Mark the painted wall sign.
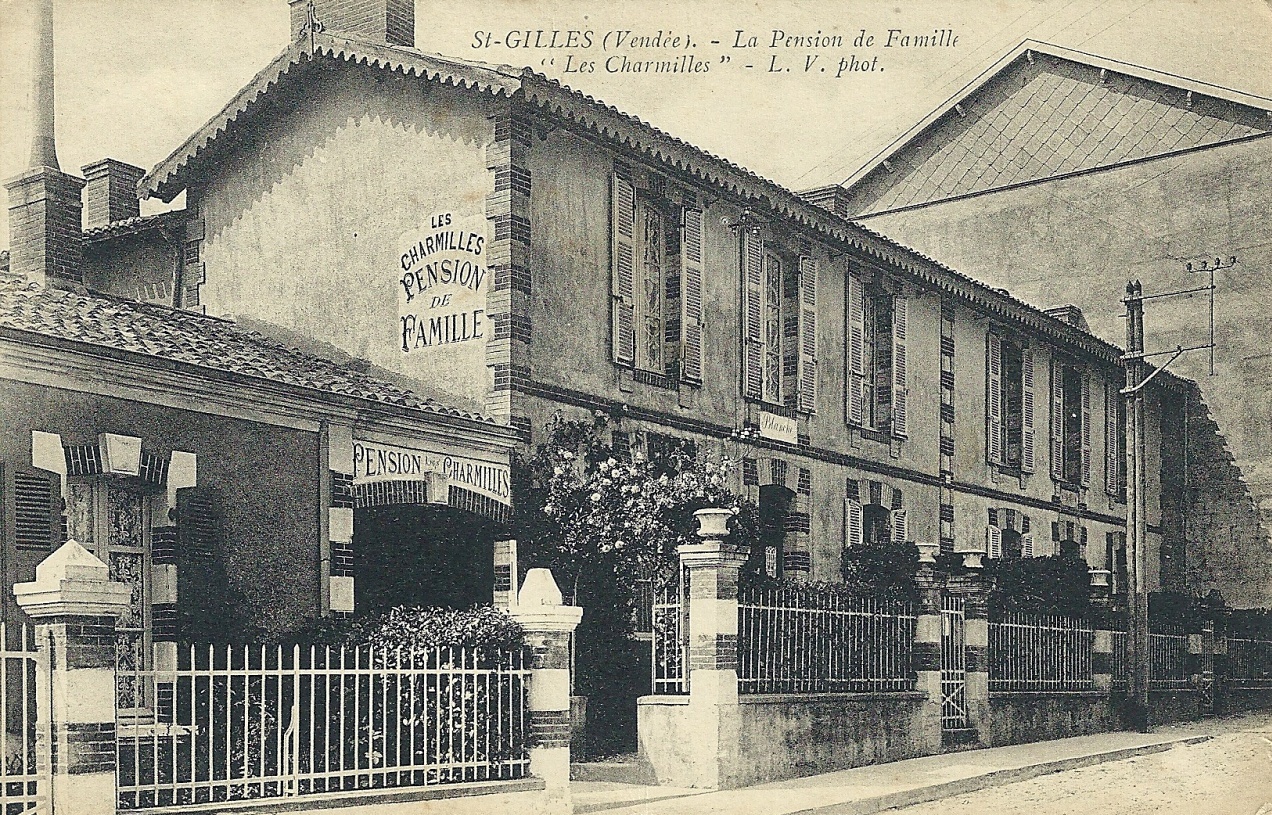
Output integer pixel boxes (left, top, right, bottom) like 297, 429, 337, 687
352, 441, 511, 502
397, 212, 490, 353
758, 411, 798, 445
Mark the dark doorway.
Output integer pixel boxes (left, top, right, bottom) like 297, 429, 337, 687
751, 485, 794, 578
353, 504, 495, 614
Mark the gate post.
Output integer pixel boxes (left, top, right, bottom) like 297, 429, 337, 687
13, 540, 131, 815
960, 572, 992, 746
913, 561, 944, 754
509, 568, 583, 815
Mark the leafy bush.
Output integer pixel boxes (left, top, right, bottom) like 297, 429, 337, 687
285, 605, 526, 655
1228, 607, 1272, 639
839, 540, 920, 603
987, 555, 1091, 618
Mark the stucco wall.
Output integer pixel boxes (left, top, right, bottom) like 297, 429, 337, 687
196, 65, 495, 414
987, 691, 1115, 747
859, 135, 1272, 602
0, 380, 320, 635
83, 232, 179, 306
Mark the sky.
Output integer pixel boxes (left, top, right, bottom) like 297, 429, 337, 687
1, 0, 1270, 248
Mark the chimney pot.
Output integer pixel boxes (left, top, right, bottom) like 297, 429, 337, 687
289, 0, 414, 48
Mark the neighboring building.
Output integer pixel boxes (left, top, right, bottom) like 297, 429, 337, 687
807, 40, 1272, 606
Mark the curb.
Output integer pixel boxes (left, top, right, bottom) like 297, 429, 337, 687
788, 735, 1213, 815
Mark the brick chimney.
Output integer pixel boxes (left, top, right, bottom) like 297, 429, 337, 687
81, 159, 145, 229
289, 0, 414, 47
5, 0, 85, 289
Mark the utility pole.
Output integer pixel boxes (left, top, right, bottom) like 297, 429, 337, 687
1124, 280, 1149, 732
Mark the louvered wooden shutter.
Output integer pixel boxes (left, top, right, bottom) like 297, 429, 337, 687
1050, 358, 1065, 480
680, 207, 704, 385
890, 509, 908, 544
1021, 535, 1035, 558
845, 498, 863, 549
986, 525, 1002, 560
798, 256, 818, 414
846, 273, 865, 426
610, 173, 636, 366
12, 468, 60, 552
741, 230, 764, 400
1105, 383, 1120, 495
1022, 343, 1036, 473
891, 295, 908, 438
1080, 372, 1092, 486
177, 487, 217, 565
986, 333, 1003, 465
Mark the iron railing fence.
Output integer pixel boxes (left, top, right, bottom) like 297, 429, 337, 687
1227, 638, 1272, 687
651, 579, 687, 695
0, 624, 41, 815
989, 613, 1094, 692
1111, 627, 1191, 689
116, 643, 530, 810
737, 585, 916, 694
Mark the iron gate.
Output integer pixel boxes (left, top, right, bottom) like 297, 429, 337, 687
940, 595, 967, 732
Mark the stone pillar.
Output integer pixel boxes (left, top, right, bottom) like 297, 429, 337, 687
324, 423, 356, 615
1089, 569, 1114, 694
960, 573, 992, 745
13, 540, 131, 815
913, 560, 944, 754
509, 568, 582, 815
676, 508, 747, 788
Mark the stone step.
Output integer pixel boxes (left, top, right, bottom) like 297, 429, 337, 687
571, 754, 659, 785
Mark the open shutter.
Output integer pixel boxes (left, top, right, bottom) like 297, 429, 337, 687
1105, 383, 1120, 495
891, 295, 908, 438
846, 273, 865, 426
845, 498, 863, 549
1050, 358, 1065, 480
741, 230, 764, 400
610, 173, 636, 366
1022, 343, 1036, 473
798, 256, 818, 414
986, 333, 1003, 464
679, 207, 704, 385
13, 467, 61, 552
986, 525, 1002, 560
890, 509, 908, 544
1022, 534, 1035, 558
1080, 373, 1092, 486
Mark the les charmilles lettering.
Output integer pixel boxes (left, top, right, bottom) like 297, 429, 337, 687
399, 212, 488, 352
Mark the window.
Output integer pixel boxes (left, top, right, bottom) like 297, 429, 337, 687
846, 272, 907, 437
1049, 358, 1091, 487
844, 493, 907, 549
743, 233, 818, 412
749, 485, 793, 578
611, 171, 704, 385
1105, 383, 1127, 497
987, 334, 1035, 471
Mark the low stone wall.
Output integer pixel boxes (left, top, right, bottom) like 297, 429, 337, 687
638, 691, 936, 789
987, 691, 1115, 747
1216, 685, 1272, 715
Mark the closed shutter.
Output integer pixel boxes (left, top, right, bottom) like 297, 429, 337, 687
1050, 358, 1065, 480
798, 256, 818, 414
610, 172, 636, 366
845, 498, 863, 549
986, 333, 1003, 464
680, 207, 704, 385
1022, 343, 1036, 473
1105, 383, 1120, 494
741, 230, 764, 400
890, 509, 908, 544
846, 273, 865, 425
986, 525, 1002, 560
13, 468, 60, 552
1080, 373, 1092, 486
891, 295, 908, 438
1021, 535, 1035, 558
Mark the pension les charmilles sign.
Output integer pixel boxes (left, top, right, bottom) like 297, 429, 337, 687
353, 441, 511, 503
398, 212, 489, 352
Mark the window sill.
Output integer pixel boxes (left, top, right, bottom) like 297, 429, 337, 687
859, 427, 891, 444
630, 367, 679, 390
747, 400, 799, 418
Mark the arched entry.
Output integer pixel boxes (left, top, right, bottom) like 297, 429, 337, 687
353, 504, 495, 614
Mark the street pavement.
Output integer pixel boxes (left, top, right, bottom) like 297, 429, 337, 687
573, 711, 1272, 815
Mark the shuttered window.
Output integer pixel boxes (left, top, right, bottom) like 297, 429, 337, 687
1050, 357, 1065, 481
13, 468, 60, 552
889, 509, 908, 544
741, 230, 764, 400
986, 525, 1002, 560
610, 172, 636, 366
680, 208, 704, 385
1021, 344, 1036, 472
1105, 382, 1127, 496
844, 498, 863, 549
846, 272, 865, 426
1080, 373, 1092, 487
798, 256, 818, 414
891, 296, 908, 438
987, 333, 1004, 464
743, 240, 816, 412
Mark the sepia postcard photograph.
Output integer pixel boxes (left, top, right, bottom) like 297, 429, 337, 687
0, 1, 1270, 813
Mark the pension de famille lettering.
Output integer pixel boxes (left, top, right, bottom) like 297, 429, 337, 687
398, 212, 489, 353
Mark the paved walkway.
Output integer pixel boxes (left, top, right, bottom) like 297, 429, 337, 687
572, 715, 1268, 815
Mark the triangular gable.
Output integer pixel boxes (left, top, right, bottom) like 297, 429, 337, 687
835, 41, 1272, 216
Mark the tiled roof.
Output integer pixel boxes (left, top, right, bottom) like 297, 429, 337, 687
82, 211, 186, 242
0, 280, 496, 424
838, 41, 1272, 215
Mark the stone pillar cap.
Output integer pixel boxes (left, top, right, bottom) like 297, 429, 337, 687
13, 539, 132, 619
508, 568, 582, 633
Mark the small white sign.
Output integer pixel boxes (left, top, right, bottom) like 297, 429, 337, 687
758, 411, 798, 445
99, 433, 142, 476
